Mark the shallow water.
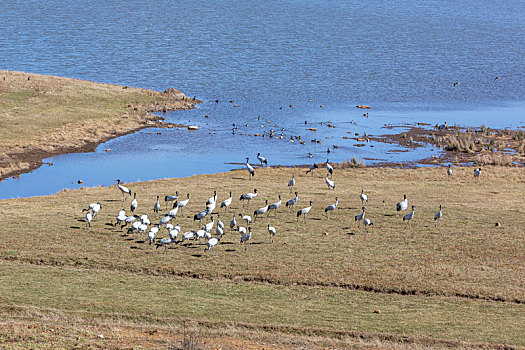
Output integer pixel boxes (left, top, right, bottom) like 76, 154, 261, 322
0, 0, 524, 198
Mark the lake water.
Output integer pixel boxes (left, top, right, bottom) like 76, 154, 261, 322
0, 0, 524, 198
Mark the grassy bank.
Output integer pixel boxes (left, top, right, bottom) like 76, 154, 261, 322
0, 166, 524, 348
0, 70, 199, 180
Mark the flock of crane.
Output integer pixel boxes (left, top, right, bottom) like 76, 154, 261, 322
82, 157, 483, 256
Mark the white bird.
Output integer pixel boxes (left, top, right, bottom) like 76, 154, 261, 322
153, 196, 161, 214
360, 188, 368, 206
121, 215, 138, 229
217, 213, 225, 230
230, 213, 237, 231
164, 191, 179, 209
354, 207, 366, 228
237, 226, 247, 235
149, 226, 159, 236
325, 174, 335, 191
138, 223, 148, 235
306, 163, 318, 175
156, 238, 172, 253
140, 214, 151, 225
130, 193, 138, 213
181, 231, 196, 243
240, 189, 258, 207
239, 213, 252, 225
474, 167, 481, 183
128, 220, 142, 234
397, 194, 408, 212
206, 191, 217, 206
324, 197, 338, 217
169, 226, 181, 241
286, 192, 298, 210
363, 218, 373, 232
83, 202, 102, 219
297, 201, 313, 222
148, 229, 158, 246
434, 205, 443, 226
447, 164, 452, 181
206, 199, 216, 213
115, 209, 127, 226
216, 224, 224, 237
288, 174, 295, 193
194, 208, 211, 222
165, 223, 174, 232
204, 218, 215, 233
116, 179, 131, 200
240, 227, 252, 250
176, 193, 190, 213
159, 214, 172, 227
253, 200, 269, 222
403, 205, 415, 228
257, 152, 268, 166
326, 159, 333, 178
220, 192, 232, 210
205, 237, 219, 256
195, 229, 206, 240
85, 211, 93, 229
168, 204, 179, 219
268, 224, 276, 243
268, 195, 282, 217
246, 157, 255, 179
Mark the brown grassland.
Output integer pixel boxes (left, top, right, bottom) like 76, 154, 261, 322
1, 165, 524, 349
0, 70, 198, 180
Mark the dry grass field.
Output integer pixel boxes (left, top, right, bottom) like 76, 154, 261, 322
0, 165, 524, 348
0, 70, 197, 179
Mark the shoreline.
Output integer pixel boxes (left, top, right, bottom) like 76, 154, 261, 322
0, 71, 201, 181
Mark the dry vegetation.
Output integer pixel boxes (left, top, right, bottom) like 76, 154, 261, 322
0, 70, 199, 180
1, 166, 524, 348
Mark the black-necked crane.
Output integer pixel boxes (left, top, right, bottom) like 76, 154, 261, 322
181, 231, 196, 243
354, 207, 366, 228
217, 213, 225, 230
240, 189, 257, 207
140, 214, 151, 226
164, 191, 179, 209
297, 201, 313, 222
220, 192, 232, 210
325, 197, 338, 217
116, 179, 131, 200
206, 199, 216, 213
325, 174, 335, 191
195, 229, 207, 241
253, 200, 269, 222
360, 188, 368, 206
288, 174, 295, 193
268, 195, 282, 217
286, 192, 298, 210
206, 191, 217, 206
176, 193, 190, 213
240, 227, 252, 250
85, 211, 93, 229
121, 215, 138, 230
153, 196, 161, 214
128, 220, 142, 234
474, 167, 481, 183
216, 223, 224, 237
148, 226, 159, 246
205, 237, 219, 256
239, 213, 252, 225
230, 213, 237, 231
306, 163, 318, 175
194, 208, 211, 222
138, 223, 148, 235
169, 226, 181, 241
168, 204, 179, 219
434, 205, 442, 226
326, 159, 333, 178
403, 205, 415, 228
204, 217, 215, 233
257, 153, 268, 166
115, 209, 127, 227
397, 194, 408, 212
363, 218, 373, 232
130, 193, 138, 213
156, 238, 172, 253
447, 164, 452, 181
246, 157, 255, 179
159, 214, 172, 227
83, 202, 102, 220
268, 224, 276, 243
237, 226, 247, 235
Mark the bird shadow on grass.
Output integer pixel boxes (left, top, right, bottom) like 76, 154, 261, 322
225, 249, 236, 252
76, 219, 85, 223
69, 226, 81, 229
383, 214, 395, 217
130, 246, 141, 250
220, 242, 235, 245
105, 223, 114, 227
231, 177, 246, 180
311, 218, 322, 221
136, 240, 146, 244
250, 242, 264, 245
104, 199, 123, 202
191, 254, 203, 258
346, 232, 356, 236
